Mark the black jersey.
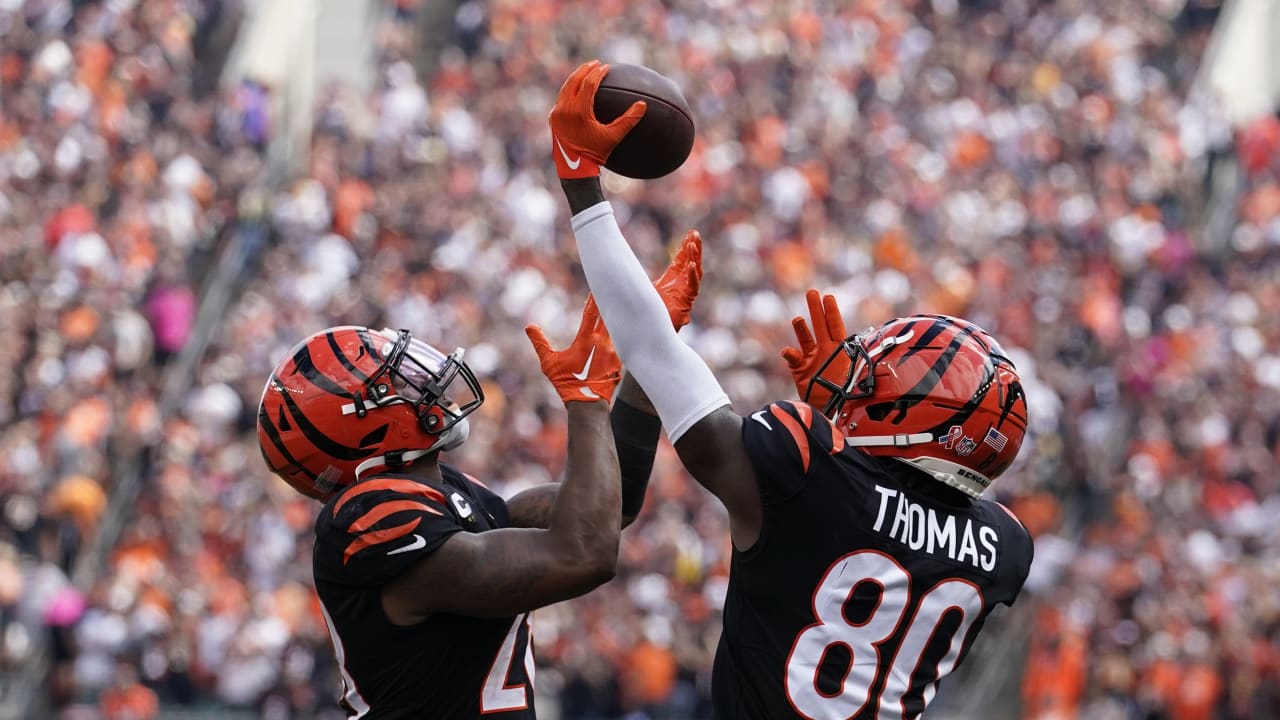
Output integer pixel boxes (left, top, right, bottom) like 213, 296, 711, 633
713, 401, 1034, 720
313, 464, 535, 719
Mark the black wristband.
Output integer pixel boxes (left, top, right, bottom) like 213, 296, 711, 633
610, 399, 662, 517
561, 177, 606, 215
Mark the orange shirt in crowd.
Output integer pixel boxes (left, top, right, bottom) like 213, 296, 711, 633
1022, 611, 1086, 718
623, 640, 677, 706
99, 682, 158, 720
1172, 663, 1224, 720
334, 178, 375, 238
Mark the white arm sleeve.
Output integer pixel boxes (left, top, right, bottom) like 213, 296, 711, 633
571, 201, 730, 441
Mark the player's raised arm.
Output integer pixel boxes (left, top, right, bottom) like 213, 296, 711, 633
504, 233, 708, 529
382, 299, 622, 620
549, 61, 764, 549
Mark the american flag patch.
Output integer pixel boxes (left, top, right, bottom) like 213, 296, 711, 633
983, 428, 1008, 452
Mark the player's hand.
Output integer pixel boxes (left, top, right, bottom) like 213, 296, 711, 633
549, 60, 647, 180
583, 229, 701, 331
527, 297, 622, 404
653, 229, 703, 330
780, 289, 848, 410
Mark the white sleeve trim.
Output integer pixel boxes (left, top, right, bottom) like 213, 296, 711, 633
570, 201, 730, 443
569, 201, 614, 233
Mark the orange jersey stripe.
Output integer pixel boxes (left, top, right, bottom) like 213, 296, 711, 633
770, 403, 811, 473
347, 499, 441, 534
793, 401, 814, 430
333, 477, 447, 518
824, 414, 846, 454
994, 501, 1025, 529
343, 517, 422, 565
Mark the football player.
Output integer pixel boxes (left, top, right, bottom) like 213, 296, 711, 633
255, 247, 702, 718
548, 60, 1035, 720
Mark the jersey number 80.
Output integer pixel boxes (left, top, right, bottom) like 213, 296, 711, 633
784, 550, 985, 720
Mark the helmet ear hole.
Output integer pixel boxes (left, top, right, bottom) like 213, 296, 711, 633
865, 402, 895, 422
359, 425, 389, 447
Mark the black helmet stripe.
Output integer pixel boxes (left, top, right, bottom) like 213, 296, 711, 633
258, 405, 317, 481
921, 361, 997, 436
896, 316, 954, 364
289, 346, 352, 397
280, 390, 379, 462
994, 379, 1028, 428
890, 323, 978, 422
326, 331, 371, 383
356, 329, 381, 362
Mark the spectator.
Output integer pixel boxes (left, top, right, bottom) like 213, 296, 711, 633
99, 662, 158, 720
5, 0, 1280, 717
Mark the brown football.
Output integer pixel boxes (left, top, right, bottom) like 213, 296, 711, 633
594, 63, 696, 179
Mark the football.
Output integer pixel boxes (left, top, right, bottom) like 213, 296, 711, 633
595, 63, 696, 179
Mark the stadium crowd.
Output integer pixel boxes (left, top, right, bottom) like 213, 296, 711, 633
2, 0, 1278, 718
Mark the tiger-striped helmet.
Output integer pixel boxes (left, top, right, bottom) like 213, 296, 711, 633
805, 315, 1027, 498
257, 326, 484, 500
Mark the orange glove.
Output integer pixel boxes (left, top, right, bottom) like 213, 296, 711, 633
653, 230, 703, 330
780, 289, 849, 411
549, 60, 647, 179
527, 297, 622, 404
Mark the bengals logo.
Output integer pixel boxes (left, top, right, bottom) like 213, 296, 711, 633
940, 425, 977, 457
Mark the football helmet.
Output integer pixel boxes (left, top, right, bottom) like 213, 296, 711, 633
257, 326, 484, 501
805, 314, 1027, 498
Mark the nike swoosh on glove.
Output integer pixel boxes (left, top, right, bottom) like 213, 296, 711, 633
549, 60, 647, 179
527, 296, 622, 404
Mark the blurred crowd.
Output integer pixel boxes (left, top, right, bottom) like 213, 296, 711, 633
3, 0, 1279, 718
0, 0, 269, 713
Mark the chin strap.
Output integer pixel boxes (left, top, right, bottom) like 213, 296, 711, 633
351, 419, 471, 480
354, 448, 434, 480
895, 457, 991, 499
840, 431, 991, 498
